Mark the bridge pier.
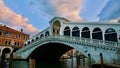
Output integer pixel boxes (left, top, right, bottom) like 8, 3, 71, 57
29, 57, 35, 68
88, 53, 92, 68
76, 54, 80, 68
100, 53, 104, 68
9, 52, 13, 68
81, 54, 85, 67
0, 53, 5, 68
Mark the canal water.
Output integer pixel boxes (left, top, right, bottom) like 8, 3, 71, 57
12, 58, 87, 68
12, 59, 76, 68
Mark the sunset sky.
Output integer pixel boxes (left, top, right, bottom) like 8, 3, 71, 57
0, 0, 119, 36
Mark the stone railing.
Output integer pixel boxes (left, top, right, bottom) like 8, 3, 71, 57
16, 35, 120, 53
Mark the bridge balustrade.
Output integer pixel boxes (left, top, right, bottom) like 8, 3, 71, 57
17, 35, 120, 53
27, 35, 120, 47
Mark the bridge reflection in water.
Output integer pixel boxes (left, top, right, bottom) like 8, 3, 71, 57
12, 57, 87, 68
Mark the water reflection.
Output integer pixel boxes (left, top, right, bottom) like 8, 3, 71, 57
12, 58, 77, 68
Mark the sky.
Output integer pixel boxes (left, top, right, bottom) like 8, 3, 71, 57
0, 0, 119, 36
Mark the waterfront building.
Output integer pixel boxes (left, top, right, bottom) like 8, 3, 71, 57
0, 24, 30, 52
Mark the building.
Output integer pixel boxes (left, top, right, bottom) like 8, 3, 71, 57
0, 24, 30, 52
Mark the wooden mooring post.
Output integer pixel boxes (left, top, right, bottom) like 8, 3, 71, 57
1, 53, 5, 68
29, 57, 35, 68
100, 53, 104, 68
88, 53, 91, 68
9, 52, 13, 68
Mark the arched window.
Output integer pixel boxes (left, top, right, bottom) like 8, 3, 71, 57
24, 43, 27, 46
31, 39, 34, 43
105, 28, 117, 42
64, 26, 71, 36
28, 41, 30, 45
45, 31, 50, 36
92, 28, 103, 40
81, 27, 90, 38
36, 37, 39, 41
72, 27, 80, 37
40, 34, 44, 38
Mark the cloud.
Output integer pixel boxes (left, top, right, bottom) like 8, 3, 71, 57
29, 0, 84, 21
109, 17, 120, 23
98, 0, 120, 22
0, 0, 38, 34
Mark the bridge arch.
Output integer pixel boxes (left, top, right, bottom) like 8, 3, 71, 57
23, 40, 88, 61
72, 26, 80, 37
0, 46, 13, 56
105, 28, 117, 42
81, 27, 90, 38
29, 42, 74, 61
92, 27, 103, 40
64, 26, 71, 36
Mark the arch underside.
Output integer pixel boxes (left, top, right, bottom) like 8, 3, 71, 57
29, 43, 74, 61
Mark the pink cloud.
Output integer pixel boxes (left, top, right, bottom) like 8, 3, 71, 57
51, 0, 83, 21
0, 0, 38, 34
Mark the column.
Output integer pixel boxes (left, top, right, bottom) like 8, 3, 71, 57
100, 53, 104, 68
88, 53, 91, 68
1, 53, 5, 68
9, 52, 13, 68
29, 57, 35, 68
82, 55, 85, 66
76, 51, 80, 68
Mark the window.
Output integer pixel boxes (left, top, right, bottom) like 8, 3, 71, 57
8, 33, 12, 37
64, 26, 71, 36
16, 35, 20, 39
0, 31, 2, 36
5, 41, 11, 45
5, 41, 7, 45
8, 41, 11, 45
14, 42, 19, 46
4, 31, 8, 35
15, 42, 17, 46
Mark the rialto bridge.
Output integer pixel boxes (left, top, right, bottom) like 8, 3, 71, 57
16, 17, 120, 64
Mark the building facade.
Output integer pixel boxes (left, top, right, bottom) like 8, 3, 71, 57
0, 24, 30, 51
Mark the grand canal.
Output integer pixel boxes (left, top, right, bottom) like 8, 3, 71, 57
12, 59, 82, 68
4, 57, 87, 68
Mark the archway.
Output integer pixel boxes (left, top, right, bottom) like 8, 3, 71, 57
29, 43, 74, 61
72, 27, 80, 37
105, 28, 117, 42
2, 48, 11, 54
64, 26, 71, 36
81, 27, 90, 38
92, 28, 103, 40
45, 31, 50, 36
52, 21, 61, 35
40, 34, 44, 38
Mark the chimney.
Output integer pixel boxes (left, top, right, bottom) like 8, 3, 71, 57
4, 25, 6, 27
21, 29, 23, 32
